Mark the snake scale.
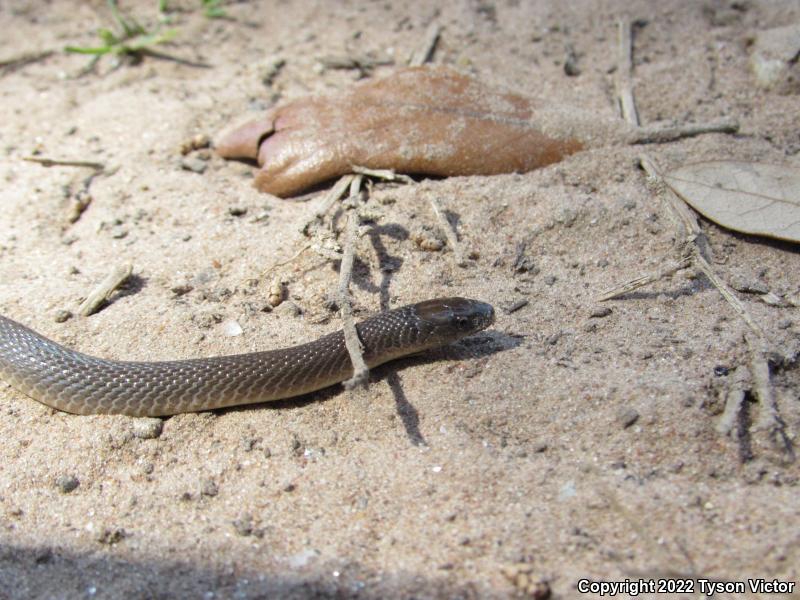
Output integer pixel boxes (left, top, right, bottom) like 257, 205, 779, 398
0, 297, 494, 417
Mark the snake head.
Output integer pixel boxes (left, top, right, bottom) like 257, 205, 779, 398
413, 297, 495, 345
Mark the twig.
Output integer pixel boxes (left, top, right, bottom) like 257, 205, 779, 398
598, 258, 691, 301
694, 254, 764, 338
318, 53, 393, 74
629, 118, 739, 145
351, 165, 414, 184
615, 18, 639, 126
338, 210, 370, 389
408, 21, 441, 67
428, 197, 465, 267
260, 243, 312, 277
746, 334, 776, 431
78, 264, 133, 316
300, 174, 355, 235
639, 154, 700, 240
23, 156, 106, 170
716, 366, 749, 436
348, 174, 364, 199
0, 50, 54, 75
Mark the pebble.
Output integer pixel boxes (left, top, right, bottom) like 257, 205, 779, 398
179, 133, 211, 155
222, 320, 243, 337
53, 309, 72, 323
56, 475, 80, 493
232, 515, 254, 536
132, 418, 163, 439
200, 479, 219, 497
505, 299, 529, 314
618, 407, 640, 428
181, 157, 208, 174
96, 528, 127, 545
589, 306, 612, 318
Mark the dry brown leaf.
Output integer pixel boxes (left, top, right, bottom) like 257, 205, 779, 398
663, 161, 800, 243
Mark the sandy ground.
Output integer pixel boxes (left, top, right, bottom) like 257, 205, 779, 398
1, 1, 799, 598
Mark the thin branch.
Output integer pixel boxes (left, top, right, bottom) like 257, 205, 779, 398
0, 50, 54, 75
351, 164, 414, 184
408, 22, 441, 67
598, 258, 691, 301
300, 174, 355, 235
629, 118, 739, 145
23, 156, 106, 170
615, 18, 639, 126
78, 264, 133, 316
338, 211, 370, 389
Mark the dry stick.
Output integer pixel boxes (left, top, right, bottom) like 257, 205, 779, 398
597, 258, 690, 301
300, 174, 355, 236
605, 28, 784, 457
0, 50, 54, 74
408, 21, 441, 67
615, 18, 640, 126
428, 196, 465, 267
348, 174, 364, 198
338, 210, 370, 390
629, 117, 739, 144
78, 264, 133, 316
23, 156, 106, 170
351, 164, 414, 184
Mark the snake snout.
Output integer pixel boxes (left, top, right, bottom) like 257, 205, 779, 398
414, 297, 495, 339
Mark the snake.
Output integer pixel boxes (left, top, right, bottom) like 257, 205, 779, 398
0, 297, 494, 417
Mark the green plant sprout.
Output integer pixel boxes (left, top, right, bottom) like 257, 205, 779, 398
201, 0, 227, 19
65, 0, 178, 69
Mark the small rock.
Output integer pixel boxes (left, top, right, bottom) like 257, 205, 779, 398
276, 301, 302, 318
132, 418, 163, 439
200, 479, 219, 497
179, 133, 211, 155
261, 56, 286, 87
268, 278, 285, 307
109, 225, 128, 239
53, 309, 72, 323
564, 44, 580, 76
181, 157, 207, 174
170, 284, 193, 297
56, 475, 80, 494
411, 226, 445, 251
589, 306, 612, 318
505, 299, 529, 314
232, 515, 253, 536
222, 320, 243, 337
618, 407, 640, 428
750, 23, 800, 92
228, 205, 248, 217
97, 528, 127, 545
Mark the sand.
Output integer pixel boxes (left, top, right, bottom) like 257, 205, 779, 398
0, 1, 798, 598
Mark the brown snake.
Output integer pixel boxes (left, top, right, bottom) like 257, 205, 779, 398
0, 298, 494, 417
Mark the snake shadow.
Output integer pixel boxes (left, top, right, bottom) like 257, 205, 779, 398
222, 330, 519, 446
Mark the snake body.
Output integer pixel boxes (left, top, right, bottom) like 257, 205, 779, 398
0, 298, 494, 417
